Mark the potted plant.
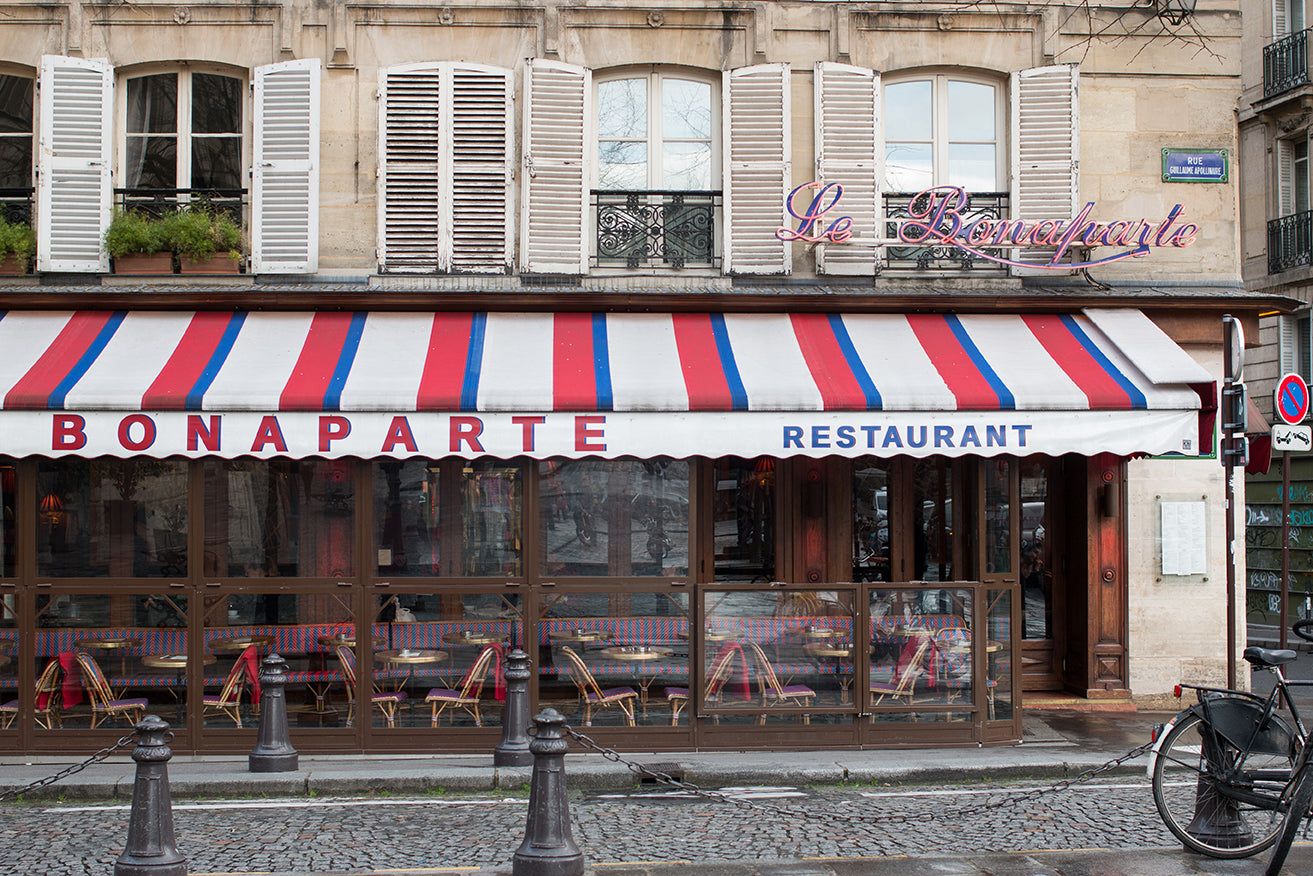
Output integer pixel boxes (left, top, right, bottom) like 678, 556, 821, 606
0, 217, 35, 274
104, 210, 172, 274
167, 205, 244, 274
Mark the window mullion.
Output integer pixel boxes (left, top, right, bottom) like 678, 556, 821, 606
177, 70, 192, 195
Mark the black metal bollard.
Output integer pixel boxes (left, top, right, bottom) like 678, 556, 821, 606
512, 709, 584, 876
248, 653, 298, 773
115, 715, 186, 876
494, 648, 534, 767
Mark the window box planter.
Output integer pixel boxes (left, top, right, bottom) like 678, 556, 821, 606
0, 254, 29, 275
112, 252, 175, 274
178, 254, 241, 274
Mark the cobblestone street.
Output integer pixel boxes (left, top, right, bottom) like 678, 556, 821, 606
1, 779, 1198, 875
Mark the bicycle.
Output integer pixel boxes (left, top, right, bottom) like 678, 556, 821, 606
1266, 618, 1313, 874
1150, 619, 1313, 859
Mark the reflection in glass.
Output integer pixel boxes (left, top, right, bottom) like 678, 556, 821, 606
885, 143, 933, 193
1021, 460, 1051, 639
538, 591, 688, 727
35, 592, 189, 729
37, 459, 188, 578
948, 143, 997, 192
1, 460, 14, 578
0, 75, 33, 190
885, 80, 932, 140
597, 78, 647, 138
912, 460, 952, 582
985, 459, 1011, 574
203, 459, 354, 578
852, 459, 892, 582
540, 459, 688, 577
663, 79, 712, 139
662, 141, 712, 190
948, 81, 996, 139
375, 460, 441, 576
987, 588, 1013, 720
869, 586, 973, 723
462, 461, 522, 576
126, 74, 178, 189
713, 458, 774, 582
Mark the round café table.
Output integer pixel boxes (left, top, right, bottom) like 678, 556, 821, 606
443, 630, 509, 647
803, 642, 853, 703
551, 629, 610, 652
75, 636, 142, 683
142, 653, 217, 723
678, 628, 743, 642
796, 625, 846, 641
599, 645, 674, 718
211, 634, 275, 653
375, 649, 448, 697
319, 634, 356, 649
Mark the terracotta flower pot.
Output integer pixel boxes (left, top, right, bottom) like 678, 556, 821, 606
112, 252, 175, 274
178, 254, 242, 274
0, 254, 28, 274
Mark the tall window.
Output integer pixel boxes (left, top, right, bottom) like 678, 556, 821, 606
884, 74, 1003, 193
596, 71, 714, 191
0, 73, 33, 220
123, 70, 242, 192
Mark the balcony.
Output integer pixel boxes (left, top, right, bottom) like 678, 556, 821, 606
592, 190, 721, 270
113, 187, 246, 224
1269, 211, 1313, 274
883, 191, 1010, 274
1265, 29, 1310, 99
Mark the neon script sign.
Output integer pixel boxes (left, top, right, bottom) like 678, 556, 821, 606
776, 182, 1199, 270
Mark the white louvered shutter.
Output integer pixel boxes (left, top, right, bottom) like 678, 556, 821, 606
723, 63, 791, 275
450, 64, 513, 273
378, 64, 442, 272
252, 58, 320, 274
1278, 138, 1295, 217
1010, 64, 1079, 275
814, 62, 880, 275
36, 56, 112, 273
1280, 314, 1299, 374
1275, 0, 1290, 38
520, 59, 589, 274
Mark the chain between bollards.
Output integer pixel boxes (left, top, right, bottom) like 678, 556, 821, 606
249, 653, 298, 773
512, 708, 585, 876
494, 648, 534, 767
115, 715, 187, 876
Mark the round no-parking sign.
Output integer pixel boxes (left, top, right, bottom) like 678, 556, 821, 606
1276, 373, 1310, 425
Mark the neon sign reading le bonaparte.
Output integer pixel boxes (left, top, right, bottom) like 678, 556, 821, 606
775, 183, 1198, 270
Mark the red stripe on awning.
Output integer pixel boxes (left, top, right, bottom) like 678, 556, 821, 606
1022, 315, 1133, 409
416, 313, 476, 410
553, 313, 597, 411
671, 313, 733, 410
3, 312, 115, 410
141, 313, 236, 410
790, 314, 865, 410
279, 312, 355, 411
907, 314, 999, 410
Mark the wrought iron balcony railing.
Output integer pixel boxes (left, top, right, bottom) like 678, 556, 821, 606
592, 190, 721, 269
1265, 29, 1310, 98
113, 187, 246, 224
1269, 210, 1313, 274
0, 187, 34, 225
883, 191, 1010, 273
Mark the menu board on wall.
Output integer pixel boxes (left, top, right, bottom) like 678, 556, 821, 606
1161, 500, 1207, 576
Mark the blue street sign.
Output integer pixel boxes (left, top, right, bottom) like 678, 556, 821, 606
1276, 373, 1310, 425
1162, 149, 1228, 183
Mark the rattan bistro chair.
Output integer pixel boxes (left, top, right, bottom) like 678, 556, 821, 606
75, 652, 149, 729
335, 645, 407, 728
664, 641, 742, 726
561, 646, 638, 727
745, 641, 816, 725
202, 645, 253, 727
869, 635, 931, 708
1, 658, 64, 729
426, 644, 496, 727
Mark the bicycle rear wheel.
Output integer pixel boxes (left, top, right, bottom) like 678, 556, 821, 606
1153, 711, 1291, 858
1265, 764, 1313, 875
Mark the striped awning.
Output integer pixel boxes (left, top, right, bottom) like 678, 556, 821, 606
0, 309, 1213, 460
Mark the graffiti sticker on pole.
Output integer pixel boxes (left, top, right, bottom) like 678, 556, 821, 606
1275, 373, 1310, 425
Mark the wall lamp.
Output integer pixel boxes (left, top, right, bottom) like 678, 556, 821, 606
1156, 0, 1197, 26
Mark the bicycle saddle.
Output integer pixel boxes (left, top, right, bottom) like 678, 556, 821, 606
1242, 645, 1298, 668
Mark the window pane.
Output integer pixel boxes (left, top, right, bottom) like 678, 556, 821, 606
597, 78, 647, 138
461, 461, 523, 576
853, 460, 891, 582
374, 460, 441, 576
36, 459, 189, 578
0, 138, 30, 191
125, 136, 178, 189
1, 461, 14, 578
192, 73, 241, 134
885, 80, 932, 141
598, 141, 647, 189
912, 460, 952, 582
885, 143, 932, 192
947, 81, 995, 140
0, 74, 33, 135
1297, 140, 1310, 215
1021, 461, 1051, 640
127, 75, 178, 134
985, 459, 1011, 574
870, 585, 973, 723
203, 459, 354, 578
662, 141, 711, 190
713, 458, 774, 582
662, 79, 711, 140
191, 136, 243, 190
947, 143, 997, 191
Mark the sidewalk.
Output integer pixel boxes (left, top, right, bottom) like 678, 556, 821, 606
0, 707, 1169, 801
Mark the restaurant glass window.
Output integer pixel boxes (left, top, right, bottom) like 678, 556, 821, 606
36, 590, 190, 729
537, 590, 689, 728
912, 460, 952, 581
36, 459, 188, 578
368, 590, 523, 729
202, 591, 354, 728
713, 458, 775, 582
1020, 460, 1051, 640
986, 587, 1014, 720
374, 459, 523, 578
701, 588, 856, 725
868, 585, 973, 723
853, 459, 892, 582
985, 459, 1012, 575
1, 459, 14, 578
539, 458, 689, 577
203, 459, 354, 578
